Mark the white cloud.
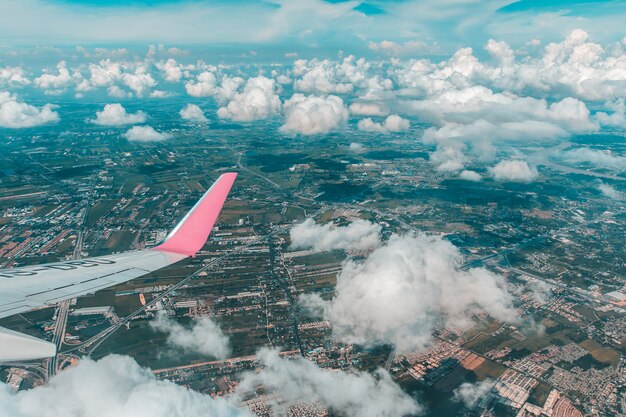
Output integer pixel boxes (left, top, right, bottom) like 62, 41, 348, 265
414, 87, 596, 140
0, 66, 30, 86
156, 58, 184, 82
281, 94, 348, 135
459, 170, 482, 181
0, 91, 59, 128
180, 104, 208, 122
185, 71, 217, 97
489, 159, 539, 183
349, 142, 366, 153
410, 86, 597, 170
34, 61, 75, 91
357, 118, 387, 133
368, 39, 435, 56
122, 125, 171, 142
597, 99, 626, 129
290, 218, 381, 252
122, 66, 156, 97
89, 59, 122, 88
150, 312, 230, 359
393, 30, 626, 102
560, 148, 626, 172
0, 349, 422, 417
303, 233, 516, 352
149, 90, 173, 98
275, 74, 291, 85
235, 348, 420, 417
92, 103, 146, 126
0, 355, 251, 417
429, 143, 468, 172
597, 182, 623, 200
214, 76, 245, 104
217, 76, 281, 122
349, 101, 388, 116
293, 57, 357, 94
453, 380, 495, 408
107, 85, 130, 99
357, 114, 410, 133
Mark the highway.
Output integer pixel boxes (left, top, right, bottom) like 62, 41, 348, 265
47, 177, 94, 377
62, 233, 281, 358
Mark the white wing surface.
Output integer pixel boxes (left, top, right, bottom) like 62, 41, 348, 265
0, 172, 237, 361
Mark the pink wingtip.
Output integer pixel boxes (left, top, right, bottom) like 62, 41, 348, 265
153, 173, 237, 256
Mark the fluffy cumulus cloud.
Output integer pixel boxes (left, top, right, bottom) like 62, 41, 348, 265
429, 142, 468, 173
281, 94, 348, 135
349, 101, 388, 116
357, 114, 409, 133
88, 59, 122, 89
393, 29, 626, 102
122, 66, 156, 97
459, 170, 482, 182
150, 312, 230, 359
122, 125, 171, 142
560, 147, 626, 172
368, 40, 434, 56
414, 88, 598, 169
185, 71, 217, 97
235, 349, 420, 417
349, 142, 366, 153
453, 380, 495, 408
217, 76, 281, 122
179, 104, 207, 122
303, 233, 516, 352
0, 66, 30, 86
596, 99, 626, 129
290, 218, 381, 252
92, 103, 146, 126
292, 56, 393, 98
0, 355, 251, 417
34, 61, 76, 92
0, 91, 59, 128
0, 350, 419, 417
489, 159, 539, 183
597, 182, 623, 200
293, 57, 358, 94
156, 58, 185, 82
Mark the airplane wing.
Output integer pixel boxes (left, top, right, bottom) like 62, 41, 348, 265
0, 172, 237, 361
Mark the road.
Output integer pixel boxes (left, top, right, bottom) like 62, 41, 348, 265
235, 152, 282, 189
47, 177, 94, 377
63, 235, 276, 357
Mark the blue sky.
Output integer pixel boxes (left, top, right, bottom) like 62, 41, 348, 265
0, 0, 624, 54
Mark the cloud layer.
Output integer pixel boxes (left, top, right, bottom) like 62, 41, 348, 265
93, 103, 146, 126
281, 94, 348, 135
303, 233, 516, 352
290, 219, 381, 252
0, 350, 418, 417
0, 355, 251, 417
179, 104, 208, 122
217, 76, 281, 122
235, 349, 420, 417
122, 125, 171, 142
150, 312, 231, 359
489, 159, 539, 183
0, 91, 59, 128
